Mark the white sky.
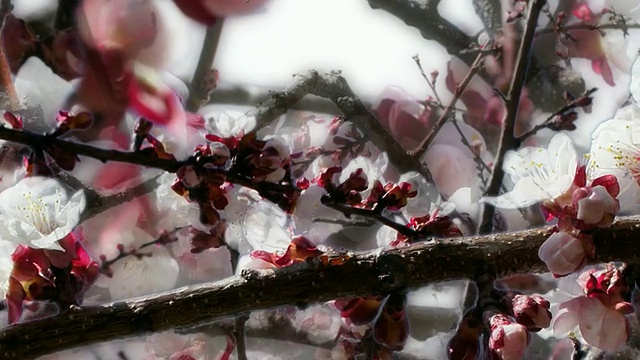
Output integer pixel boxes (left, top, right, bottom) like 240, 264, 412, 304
12, 0, 640, 149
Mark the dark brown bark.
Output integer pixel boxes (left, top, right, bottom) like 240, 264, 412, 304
3, 215, 640, 359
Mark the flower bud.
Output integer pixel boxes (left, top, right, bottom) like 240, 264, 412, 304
488, 313, 530, 360
511, 294, 552, 331
573, 185, 619, 228
538, 231, 594, 277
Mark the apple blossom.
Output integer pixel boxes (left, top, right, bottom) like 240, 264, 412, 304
483, 133, 577, 208
223, 189, 291, 254
538, 231, 594, 277
204, 109, 257, 138
631, 56, 640, 104
0, 176, 85, 250
0, 240, 16, 299
588, 103, 640, 210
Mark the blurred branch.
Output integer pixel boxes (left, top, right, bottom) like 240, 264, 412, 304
478, 0, 547, 235
473, 0, 502, 37
0, 1, 20, 110
5, 214, 640, 359
365, 0, 477, 64
54, 0, 80, 30
410, 51, 486, 159
187, 20, 225, 112
254, 70, 434, 183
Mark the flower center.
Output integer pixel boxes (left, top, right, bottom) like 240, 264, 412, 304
594, 141, 640, 183
18, 190, 61, 235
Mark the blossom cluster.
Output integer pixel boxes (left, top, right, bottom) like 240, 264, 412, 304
3, 0, 640, 359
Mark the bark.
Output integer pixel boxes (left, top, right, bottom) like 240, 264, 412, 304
3, 215, 640, 359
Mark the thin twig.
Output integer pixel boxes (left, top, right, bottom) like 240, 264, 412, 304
536, 21, 640, 35
320, 195, 419, 239
186, 20, 225, 112
478, 0, 548, 235
410, 51, 486, 159
233, 315, 249, 360
517, 87, 598, 142
412, 55, 442, 104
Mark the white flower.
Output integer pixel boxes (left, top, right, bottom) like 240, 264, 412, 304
0, 240, 16, 299
96, 227, 179, 300
589, 104, 640, 210
483, 133, 577, 208
0, 177, 85, 250
632, 57, 640, 104
398, 171, 439, 218
154, 173, 208, 232
339, 151, 388, 199
291, 185, 344, 243
203, 108, 256, 137
222, 189, 291, 255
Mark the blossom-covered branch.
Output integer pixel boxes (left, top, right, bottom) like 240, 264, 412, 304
4, 214, 640, 359
254, 70, 434, 182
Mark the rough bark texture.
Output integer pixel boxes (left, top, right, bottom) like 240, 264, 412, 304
3, 215, 640, 359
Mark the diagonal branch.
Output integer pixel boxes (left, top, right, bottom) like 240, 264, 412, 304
3, 214, 640, 359
255, 70, 434, 183
365, 0, 476, 64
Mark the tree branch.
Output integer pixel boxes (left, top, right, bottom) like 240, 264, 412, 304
186, 20, 225, 112
365, 0, 477, 64
478, 0, 547, 235
0, 1, 20, 110
410, 51, 486, 159
3, 214, 640, 359
255, 70, 434, 183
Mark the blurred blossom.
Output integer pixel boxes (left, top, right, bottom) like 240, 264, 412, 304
553, 266, 632, 351
222, 189, 291, 254
94, 227, 179, 300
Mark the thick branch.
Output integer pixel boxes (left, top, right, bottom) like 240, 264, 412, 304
255, 70, 434, 183
4, 215, 640, 359
365, 0, 476, 64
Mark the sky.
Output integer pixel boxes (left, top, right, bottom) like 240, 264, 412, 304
12, 0, 640, 150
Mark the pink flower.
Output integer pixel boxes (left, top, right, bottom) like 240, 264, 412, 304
537, 231, 594, 277
554, 296, 629, 351
554, 266, 633, 351
511, 294, 552, 332
487, 313, 530, 360
373, 86, 433, 150
572, 185, 619, 228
